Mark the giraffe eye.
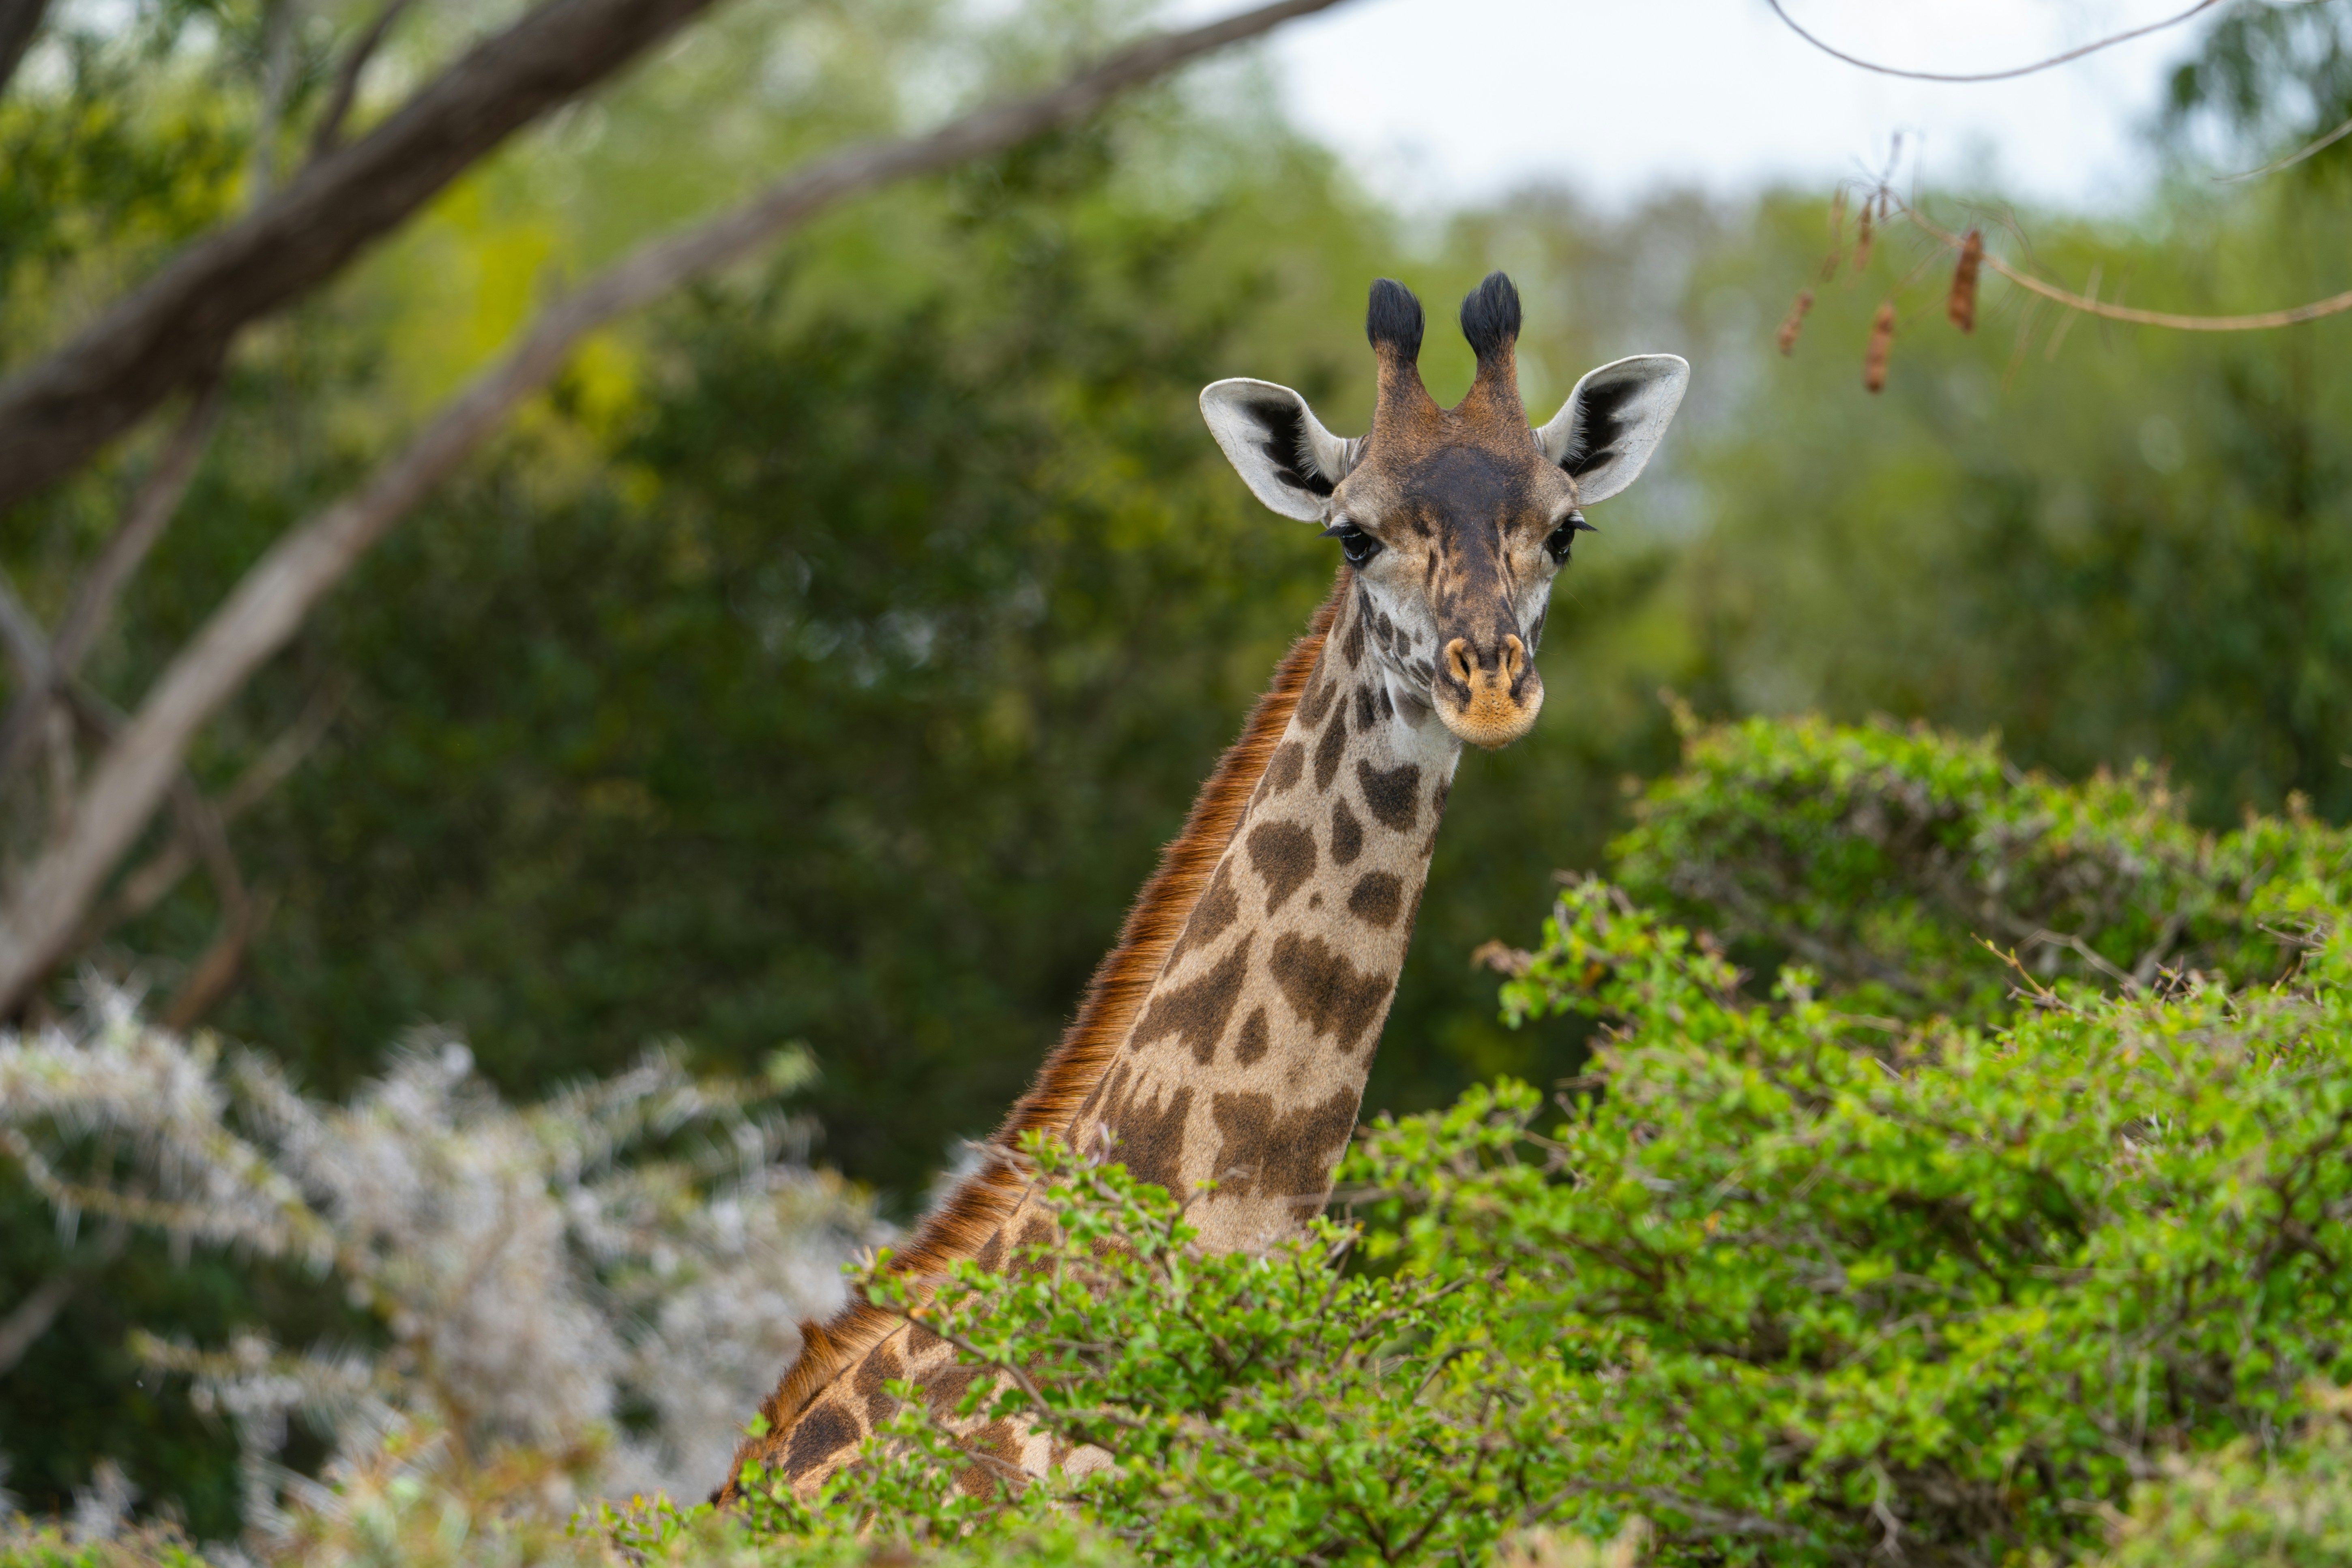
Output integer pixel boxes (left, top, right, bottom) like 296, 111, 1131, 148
1545, 512, 1595, 564
1321, 521, 1383, 568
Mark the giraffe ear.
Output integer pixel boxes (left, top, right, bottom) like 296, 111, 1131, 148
1534, 354, 1690, 504
1200, 379, 1359, 521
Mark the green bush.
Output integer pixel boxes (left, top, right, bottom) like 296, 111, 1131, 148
13, 717, 2351, 1567
718, 717, 2352, 1566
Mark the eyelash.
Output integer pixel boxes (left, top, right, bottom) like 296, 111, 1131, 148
1320, 520, 1383, 568
1544, 512, 1595, 564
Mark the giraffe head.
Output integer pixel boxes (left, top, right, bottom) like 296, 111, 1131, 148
1201, 273, 1688, 749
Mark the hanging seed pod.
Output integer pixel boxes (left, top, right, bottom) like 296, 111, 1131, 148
1948, 228, 1984, 333
1863, 301, 1896, 393
1853, 198, 1874, 273
1820, 189, 1848, 279
1776, 289, 1815, 356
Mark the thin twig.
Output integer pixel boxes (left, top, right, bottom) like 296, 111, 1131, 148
0, 1219, 127, 1376
1766, 0, 2222, 84
309, 0, 417, 161
2213, 112, 2352, 184
0, 380, 227, 787
1906, 205, 2352, 332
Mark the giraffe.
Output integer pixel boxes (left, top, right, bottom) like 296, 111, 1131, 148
719, 270, 1688, 1503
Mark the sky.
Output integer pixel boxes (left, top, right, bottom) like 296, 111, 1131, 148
1184, 0, 2245, 212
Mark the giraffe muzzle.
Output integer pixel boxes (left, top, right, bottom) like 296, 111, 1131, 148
1434, 633, 1543, 749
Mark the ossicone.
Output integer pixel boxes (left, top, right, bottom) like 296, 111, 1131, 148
1459, 270, 1521, 365
1365, 278, 1425, 361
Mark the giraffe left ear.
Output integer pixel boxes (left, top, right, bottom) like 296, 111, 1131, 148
1200, 379, 1359, 521
1534, 354, 1690, 504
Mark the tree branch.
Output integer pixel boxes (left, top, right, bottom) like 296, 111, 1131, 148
0, 381, 226, 787
2213, 111, 2352, 184
309, 0, 418, 163
0, 0, 1351, 1014
1906, 204, 2352, 330
0, 0, 46, 101
0, 1220, 127, 1378
1766, 0, 2222, 84
0, 0, 724, 517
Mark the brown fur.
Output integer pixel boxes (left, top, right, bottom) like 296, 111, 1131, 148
719, 578, 1343, 1498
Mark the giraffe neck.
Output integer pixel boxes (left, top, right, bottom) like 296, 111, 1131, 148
721, 573, 1460, 1499
1079, 577, 1462, 1250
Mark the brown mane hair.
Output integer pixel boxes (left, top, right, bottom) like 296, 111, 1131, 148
744, 577, 1343, 1437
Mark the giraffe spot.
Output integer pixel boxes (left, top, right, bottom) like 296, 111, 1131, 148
1132, 936, 1252, 1064
1356, 758, 1422, 832
974, 1420, 1022, 1463
928, 1363, 980, 1414
956, 1464, 996, 1498
975, 1229, 1004, 1272
1330, 799, 1365, 867
1208, 1090, 1275, 1196
1354, 683, 1380, 731
1234, 1005, 1269, 1066
1308, 891, 1323, 909
1375, 683, 1395, 722
1248, 821, 1317, 914
784, 1400, 859, 1478
853, 1340, 906, 1428
1267, 740, 1305, 794
1432, 774, 1451, 817
1375, 610, 1395, 648
1167, 862, 1239, 966
1260, 1084, 1365, 1212
1298, 671, 1339, 729
1347, 871, 1404, 928
1341, 609, 1367, 666
1019, 1215, 1054, 1253
1313, 702, 1349, 792
1109, 1084, 1194, 1195
1075, 1061, 1130, 1137
1270, 931, 1395, 1054
1527, 606, 1547, 652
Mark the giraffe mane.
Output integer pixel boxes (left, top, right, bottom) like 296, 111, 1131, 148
741, 575, 1345, 1440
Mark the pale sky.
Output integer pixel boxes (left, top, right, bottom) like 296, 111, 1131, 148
1189, 0, 2240, 211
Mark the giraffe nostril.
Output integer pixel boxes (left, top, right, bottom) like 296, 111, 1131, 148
1443, 638, 1475, 684
1501, 635, 1525, 680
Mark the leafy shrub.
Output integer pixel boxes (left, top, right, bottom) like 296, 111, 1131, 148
13, 717, 2352, 1567
1612, 708, 2352, 1019
725, 718, 2352, 1566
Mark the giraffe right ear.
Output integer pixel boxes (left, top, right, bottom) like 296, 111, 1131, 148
1200, 379, 1359, 521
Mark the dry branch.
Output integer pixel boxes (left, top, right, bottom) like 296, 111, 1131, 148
0, 0, 1350, 1014
1765, 0, 2222, 84
0, 0, 724, 517
1906, 206, 2352, 331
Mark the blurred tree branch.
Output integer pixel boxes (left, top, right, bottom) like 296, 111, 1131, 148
1764, 0, 2222, 84
0, 0, 1351, 1015
0, 0, 45, 99
0, 0, 725, 518
310, 0, 419, 161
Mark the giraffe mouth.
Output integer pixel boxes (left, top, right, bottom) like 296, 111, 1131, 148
1433, 634, 1543, 749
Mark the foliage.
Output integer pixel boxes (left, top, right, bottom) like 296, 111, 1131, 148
1607, 709, 2352, 1021
709, 717, 2352, 1567
0, 1000, 877, 1537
